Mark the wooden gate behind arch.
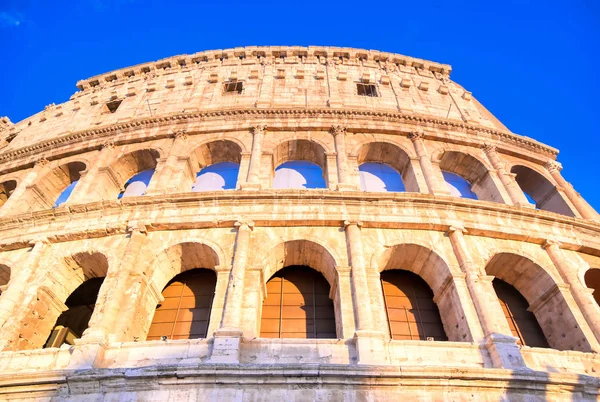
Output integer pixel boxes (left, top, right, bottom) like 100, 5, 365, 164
260, 265, 336, 339
380, 269, 447, 341
147, 268, 216, 341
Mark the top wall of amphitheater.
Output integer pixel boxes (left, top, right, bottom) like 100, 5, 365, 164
0, 46, 556, 175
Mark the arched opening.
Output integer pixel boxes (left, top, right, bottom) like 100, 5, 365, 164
380, 270, 446, 341
0, 180, 17, 208
109, 149, 159, 199
0, 264, 10, 295
272, 140, 327, 189
485, 252, 590, 351
356, 142, 415, 192
33, 161, 86, 209
439, 151, 503, 202
260, 265, 336, 338
492, 278, 549, 348
376, 244, 470, 342
191, 140, 242, 191
147, 269, 216, 340
442, 171, 478, 199
584, 268, 600, 306
44, 277, 104, 347
511, 165, 575, 216
119, 168, 155, 198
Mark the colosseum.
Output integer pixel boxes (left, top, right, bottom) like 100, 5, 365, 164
0, 45, 599, 401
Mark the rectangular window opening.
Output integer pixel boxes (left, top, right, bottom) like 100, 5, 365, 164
357, 83, 378, 97
224, 80, 243, 94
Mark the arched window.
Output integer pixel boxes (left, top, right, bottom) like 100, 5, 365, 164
380, 270, 447, 341
273, 161, 326, 189
492, 279, 549, 348
511, 165, 575, 216
261, 266, 336, 338
119, 168, 155, 198
147, 269, 216, 341
44, 277, 104, 348
359, 163, 405, 192
40, 161, 86, 209
54, 180, 78, 207
192, 162, 239, 191
0, 180, 16, 208
584, 269, 600, 306
442, 171, 478, 200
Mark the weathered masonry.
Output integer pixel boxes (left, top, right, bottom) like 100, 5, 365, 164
0, 46, 600, 401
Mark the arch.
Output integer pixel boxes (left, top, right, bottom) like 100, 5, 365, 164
147, 268, 217, 341
272, 140, 328, 189
150, 241, 221, 293
485, 252, 591, 351
190, 140, 242, 191
109, 149, 160, 199
511, 165, 575, 216
492, 278, 549, 348
259, 239, 339, 287
356, 141, 415, 192
438, 151, 503, 202
40, 251, 109, 348
380, 269, 447, 341
0, 180, 17, 208
32, 161, 87, 210
375, 243, 471, 342
260, 265, 336, 339
584, 268, 600, 306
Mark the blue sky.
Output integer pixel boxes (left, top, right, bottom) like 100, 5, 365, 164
1, 0, 599, 209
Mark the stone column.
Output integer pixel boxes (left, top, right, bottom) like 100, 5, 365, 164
408, 130, 450, 196
544, 161, 599, 220
482, 144, 531, 206
543, 239, 600, 343
210, 220, 254, 363
146, 130, 192, 195
0, 158, 49, 216
66, 141, 115, 205
0, 240, 49, 350
447, 226, 526, 369
344, 221, 386, 364
331, 126, 357, 191
242, 126, 265, 190
81, 223, 149, 344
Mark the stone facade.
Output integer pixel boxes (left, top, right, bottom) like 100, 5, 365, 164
0, 46, 599, 401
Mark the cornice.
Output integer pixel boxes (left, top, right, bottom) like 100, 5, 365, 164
0, 107, 557, 170
0, 192, 597, 253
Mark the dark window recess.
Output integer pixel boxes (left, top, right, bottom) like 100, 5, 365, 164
260, 265, 336, 339
147, 268, 216, 341
493, 279, 549, 348
105, 100, 122, 113
357, 83, 378, 97
224, 80, 243, 94
380, 270, 447, 341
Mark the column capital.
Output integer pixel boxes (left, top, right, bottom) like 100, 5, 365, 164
172, 128, 188, 140
542, 238, 562, 250
407, 129, 425, 141
448, 224, 467, 235
251, 125, 267, 135
235, 219, 255, 231
481, 143, 497, 154
101, 140, 116, 151
28, 237, 50, 248
126, 221, 149, 235
544, 160, 563, 173
344, 220, 363, 229
330, 125, 346, 136
34, 158, 50, 168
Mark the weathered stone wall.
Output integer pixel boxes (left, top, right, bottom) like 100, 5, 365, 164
0, 46, 599, 401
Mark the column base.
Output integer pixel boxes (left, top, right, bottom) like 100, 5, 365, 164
327, 99, 343, 108
337, 183, 360, 192
240, 182, 262, 191
484, 333, 527, 370
354, 330, 388, 365
208, 328, 244, 364
67, 341, 107, 370
78, 329, 109, 347
256, 101, 271, 109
